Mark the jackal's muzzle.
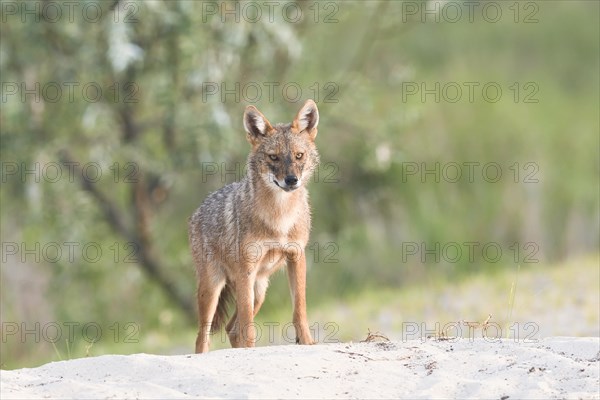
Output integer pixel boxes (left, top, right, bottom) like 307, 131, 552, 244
274, 174, 301, 192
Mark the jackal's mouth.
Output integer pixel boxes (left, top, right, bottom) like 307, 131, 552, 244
274, 179, 299, 192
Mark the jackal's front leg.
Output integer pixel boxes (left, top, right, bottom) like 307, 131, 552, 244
227, 276, 269, 347
234, 269, 257, 348
286, 252, 315, 345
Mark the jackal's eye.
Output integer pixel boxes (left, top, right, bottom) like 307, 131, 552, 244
269, 154, 279, 161
295, 152, 304, 160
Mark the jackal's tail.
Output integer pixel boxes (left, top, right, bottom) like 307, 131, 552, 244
212, 284, 233, 332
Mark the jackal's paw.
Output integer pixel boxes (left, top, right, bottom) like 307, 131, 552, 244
296, 336, 317, 345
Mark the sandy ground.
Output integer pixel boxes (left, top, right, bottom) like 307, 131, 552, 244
1, 337, 598, 400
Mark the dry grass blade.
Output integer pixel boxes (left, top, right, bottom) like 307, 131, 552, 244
361, 329, 390, 343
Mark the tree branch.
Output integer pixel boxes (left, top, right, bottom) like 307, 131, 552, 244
59, 150, 196, 323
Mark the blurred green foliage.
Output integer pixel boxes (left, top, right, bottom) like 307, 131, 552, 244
1, 1, 598, 368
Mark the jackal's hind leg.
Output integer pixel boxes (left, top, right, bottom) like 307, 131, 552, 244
195, 271, 226, 353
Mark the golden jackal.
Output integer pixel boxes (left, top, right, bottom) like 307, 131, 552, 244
189, 100, 320, 353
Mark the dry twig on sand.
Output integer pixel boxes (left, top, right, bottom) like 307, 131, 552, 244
361, 329, 390, 343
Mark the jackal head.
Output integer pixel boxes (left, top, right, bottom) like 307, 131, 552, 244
243, 100, 320, 193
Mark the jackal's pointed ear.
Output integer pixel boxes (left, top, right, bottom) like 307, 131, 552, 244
293, 99, 319, 140
243, 105, 274, 145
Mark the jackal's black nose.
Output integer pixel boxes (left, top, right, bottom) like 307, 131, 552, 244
284, 175, 299, 186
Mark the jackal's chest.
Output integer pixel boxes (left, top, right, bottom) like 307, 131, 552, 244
272, 209, 301, 235
253, 193, 309, 238
249, 208, 309, 273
